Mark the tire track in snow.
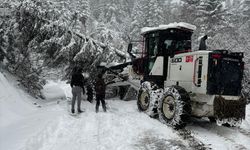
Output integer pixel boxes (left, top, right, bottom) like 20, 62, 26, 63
188, 119, 250, 150
189, 126, 248, 150
96, 114, 102, 149
22, 116, 68, 150
177, 128, 210, 150
94, 110, 135, 150
135, 130, 189, 150
34, 101, 111, 150
22, 113, 92, 150
237, 127, 250, 138
207, 127, 249, 150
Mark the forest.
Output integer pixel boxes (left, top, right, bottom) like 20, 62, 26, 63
0, 0, 249, 100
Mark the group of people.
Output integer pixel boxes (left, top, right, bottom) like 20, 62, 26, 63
70, 67, 106, 114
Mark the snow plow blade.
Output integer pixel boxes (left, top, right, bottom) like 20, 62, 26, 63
214, 96, 246, 119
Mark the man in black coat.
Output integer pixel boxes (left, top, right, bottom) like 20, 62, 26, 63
95, 73, 106, 113
70, 67, 84, 113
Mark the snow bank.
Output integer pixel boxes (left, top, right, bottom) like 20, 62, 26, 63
41, 81, 67, 101
241, 104, 250, 130
0, 73, 64, 150
0, 72, 35, 127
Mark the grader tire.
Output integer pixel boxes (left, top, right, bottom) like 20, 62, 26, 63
119, 86, 129, 100
158, 85, 191, 129
137, 82, 161, 118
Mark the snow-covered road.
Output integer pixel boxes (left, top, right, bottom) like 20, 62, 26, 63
21, 100, 194, 150
0, 99, 193, 150
187, 115, 250, 150
0, 72, 250, 150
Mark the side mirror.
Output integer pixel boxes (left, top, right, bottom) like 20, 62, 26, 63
170, 49, 175, 58
127, 43, 132, 53
127, 43, 136, 59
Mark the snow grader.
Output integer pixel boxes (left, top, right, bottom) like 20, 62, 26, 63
101, 22, 246, 129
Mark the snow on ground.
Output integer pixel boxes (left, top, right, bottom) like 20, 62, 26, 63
0, 71, 250, 150
41, 81, 66, 101
0, 72, 190, 150
0, 72, 36, 128
27, 101, 190, 150
186, 104, 250, 150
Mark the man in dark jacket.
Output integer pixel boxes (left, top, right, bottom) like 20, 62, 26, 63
70, 67, 84, 113
95, 73, 106, 113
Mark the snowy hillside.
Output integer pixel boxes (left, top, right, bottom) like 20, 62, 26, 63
0, 71, 250, 150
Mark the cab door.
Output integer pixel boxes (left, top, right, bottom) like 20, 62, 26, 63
143, 32, 165, 87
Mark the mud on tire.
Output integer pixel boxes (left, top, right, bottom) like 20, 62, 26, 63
137, 81, 162, 118
158, 85, 191, 129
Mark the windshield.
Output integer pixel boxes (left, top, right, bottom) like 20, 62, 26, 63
164, 39, 191, 54
160, 29, 193, 55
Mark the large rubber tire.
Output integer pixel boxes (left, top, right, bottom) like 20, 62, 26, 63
158, 85, 191, 129
216, 118, 242, 127
137, 81, 162, 118
119, 86, 129, 100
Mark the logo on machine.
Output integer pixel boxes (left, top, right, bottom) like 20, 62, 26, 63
171, 57, 182, 63
186, 55, 193, 63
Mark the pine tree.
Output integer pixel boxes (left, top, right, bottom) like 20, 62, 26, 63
195, 0, 228, 37
0, 24, 6, 62
130, 0, 164, 39
208, 0, 250, 52
69, 0, 89, 34
180, 0, 200, 23
130, 0, 146, 39
1, 0, 86, 96
240, 0, 250, 102
87, 0, 132, 63
147, 0, 164, 26
163, 0, 181, 24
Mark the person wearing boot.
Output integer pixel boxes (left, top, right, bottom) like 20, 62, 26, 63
70, 67, 85, 114
95, 73, 106, 113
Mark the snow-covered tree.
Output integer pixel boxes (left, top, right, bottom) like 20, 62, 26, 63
1, 0, 114, 97
162, 0, 182, 23
195, 0, 228, 37
179, 0, 201, 49
87, 0, 133, 63
130, 0, 146, 39
0, 23, 6, 62
147, 0, 164, 26
130, 0, 164, 39
180, 0, 200, 23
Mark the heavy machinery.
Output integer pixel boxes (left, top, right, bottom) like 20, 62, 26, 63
103, 22, 246, 129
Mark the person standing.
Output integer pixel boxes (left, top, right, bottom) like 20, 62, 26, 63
95, 73, 106, 113
70, 67, 84, 114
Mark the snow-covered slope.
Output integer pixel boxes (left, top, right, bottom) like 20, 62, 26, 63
0, 71, 250, 150
0, 72, 64, 150
0, 72, 36, 127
